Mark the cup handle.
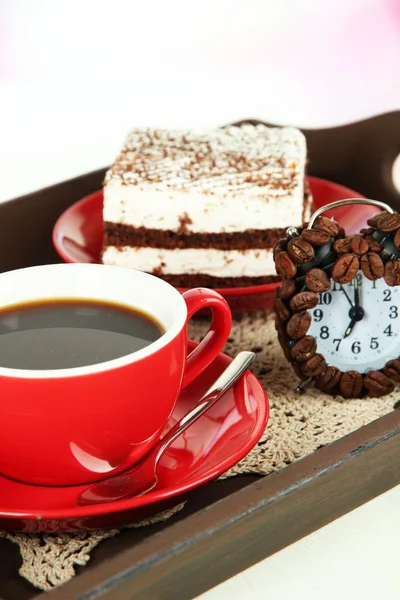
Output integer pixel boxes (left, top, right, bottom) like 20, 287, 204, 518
181, 288, 232, 389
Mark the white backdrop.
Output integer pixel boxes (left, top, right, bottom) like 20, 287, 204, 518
1, 0, 400, 200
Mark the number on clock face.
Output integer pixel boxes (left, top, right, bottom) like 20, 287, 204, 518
307, 272, 400, 373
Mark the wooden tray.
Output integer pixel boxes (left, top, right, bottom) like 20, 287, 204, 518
0, 113, 399, 600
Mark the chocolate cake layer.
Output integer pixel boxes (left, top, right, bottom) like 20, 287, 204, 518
147, 272, 280, 289
104, 222, 287, 250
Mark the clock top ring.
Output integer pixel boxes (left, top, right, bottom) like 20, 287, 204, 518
273, 198, 400, 399
306, 198, 394, 229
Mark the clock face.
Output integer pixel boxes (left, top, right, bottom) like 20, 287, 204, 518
308, 271, 400, 373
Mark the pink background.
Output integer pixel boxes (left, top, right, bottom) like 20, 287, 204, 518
0, 0, 399, 199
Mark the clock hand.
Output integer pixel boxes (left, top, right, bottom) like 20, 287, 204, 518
341, 285, 354, 307
344, 316, 357, 338
354, 276, 360, 310
343, 277, 365, 338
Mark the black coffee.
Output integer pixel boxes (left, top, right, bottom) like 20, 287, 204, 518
0, 299, 164, 370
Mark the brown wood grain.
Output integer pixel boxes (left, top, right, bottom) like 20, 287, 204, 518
42, 410, 400, 600
0, 170, 105, 273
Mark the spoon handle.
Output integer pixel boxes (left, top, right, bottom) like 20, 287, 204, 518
155, 351, 256, 463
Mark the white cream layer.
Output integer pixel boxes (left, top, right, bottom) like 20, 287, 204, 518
102, 246, 276, 278
103, 182, 306, 233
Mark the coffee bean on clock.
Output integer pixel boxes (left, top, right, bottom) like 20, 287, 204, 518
364, 370, 394, 397
273, 295, 291, 322
394, 228, 400, 249
277, 279, 297, 300
350, 237, 369, 255
315, 366, 342, 393
383, 359, 400, 383
360, 227, 375, 236
301, 353, 326, 377
290, 336, 317, 362
287, 237, 315, 264
292, 360, 310, 381
360, 253, 384, 280
275, 318, 288, 337
286, 311, 311, 340
333, 237, 353, 254
275, 251, 297, 278
339, 371, 363, 399
367, 212, 386, 227
384, 259, 400, 286
277, 332, 292, 361
365, 235, 382, 253
377, 212, 400, 233
305, 268, 331, 293
331, 253, 359, 284
289, 291, 319, 312
314, 216, 340, 237
273, 238, 288, 259
337, 226, 346, 239
301, 228, 331, 246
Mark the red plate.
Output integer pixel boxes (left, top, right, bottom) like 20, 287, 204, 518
0, 341, 268, 532
53, 177, 373, 312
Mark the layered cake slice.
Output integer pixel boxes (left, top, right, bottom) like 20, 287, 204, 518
102, 124, 312, 287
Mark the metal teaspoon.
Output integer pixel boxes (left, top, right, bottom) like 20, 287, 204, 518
77, 351, 256, 506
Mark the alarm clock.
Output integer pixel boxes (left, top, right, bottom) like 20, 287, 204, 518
273, 198, 400, 399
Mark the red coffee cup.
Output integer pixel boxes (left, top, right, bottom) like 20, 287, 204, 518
0, 264, 232, 485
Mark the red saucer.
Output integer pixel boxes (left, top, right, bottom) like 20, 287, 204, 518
0, 341, 268, 532
52, 177, 373, 311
